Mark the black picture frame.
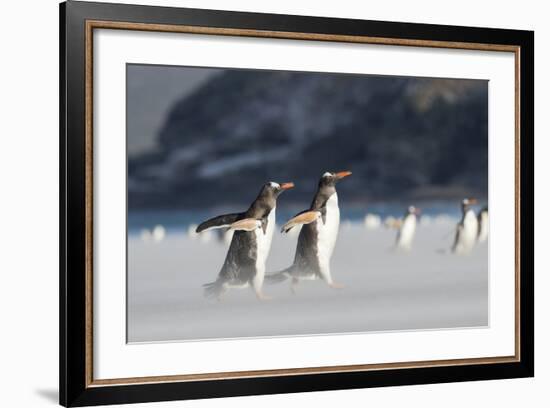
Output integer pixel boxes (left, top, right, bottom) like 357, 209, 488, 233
60, 1, 534, 406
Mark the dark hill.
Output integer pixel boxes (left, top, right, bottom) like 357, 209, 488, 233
128, 70, 487, 209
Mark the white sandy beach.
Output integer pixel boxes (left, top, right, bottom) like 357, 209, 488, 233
127, 221, 488, 343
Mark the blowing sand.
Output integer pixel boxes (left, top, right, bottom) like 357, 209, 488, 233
127, 221, 488, 343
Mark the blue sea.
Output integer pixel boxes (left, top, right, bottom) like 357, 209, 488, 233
128, 201, 470, 236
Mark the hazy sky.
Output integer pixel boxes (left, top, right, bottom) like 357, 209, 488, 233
127, 64, 219, 156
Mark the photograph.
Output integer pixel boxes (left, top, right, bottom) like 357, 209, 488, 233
57, 2, 534, 405
126, 64, 489, 343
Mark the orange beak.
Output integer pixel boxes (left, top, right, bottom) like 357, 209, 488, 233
414, 208, 422, 215
467, 198, 478, 205
334, 171, 352, 179
280, 182, 295, 190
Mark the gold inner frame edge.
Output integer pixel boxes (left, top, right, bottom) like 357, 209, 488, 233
84, 19, 522, 388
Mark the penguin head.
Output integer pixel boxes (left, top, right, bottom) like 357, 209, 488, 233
256, 181, 294, 209
319, 171, 352, 189
407, 206, 421, 216
312, 172, 351, 210
461, 198, 478, 212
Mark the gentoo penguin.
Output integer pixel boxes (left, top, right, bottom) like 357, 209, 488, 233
196, 181, 294, 300
452, 198, 479, 254
477, 206, 489, 243
395, 206, 420, 251
267, 171, 352, 292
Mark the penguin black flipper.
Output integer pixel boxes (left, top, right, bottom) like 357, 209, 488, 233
451, 223, 462, 252
196, 213, 242, 233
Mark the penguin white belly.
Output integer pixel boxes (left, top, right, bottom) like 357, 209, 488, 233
455, 211, 478, 254
397, 215, 416, 250
253, 208, 276, 288
478, 212, 489, 243
316, 194, 340, 283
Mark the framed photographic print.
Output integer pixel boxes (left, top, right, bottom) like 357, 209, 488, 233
59, 1, 534, 406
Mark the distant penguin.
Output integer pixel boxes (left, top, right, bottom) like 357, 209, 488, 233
477, 206, 489, 243
384, 216, 401, 229
364, 213, 382, 230
267, 171, 351, 292
152, 225, 166, 242
452, 198, 479, 254
196, 181, 294, 300
395, 206, 420, 251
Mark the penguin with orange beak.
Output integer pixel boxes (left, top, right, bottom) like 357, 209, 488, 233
452, 198, 479, 254
267, 171, 352, 292
196, 181, 294, 300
